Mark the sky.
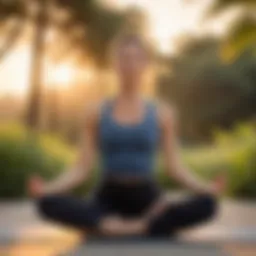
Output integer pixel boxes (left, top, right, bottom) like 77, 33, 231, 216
101, 0, 237, 53
0, 0, 239, 96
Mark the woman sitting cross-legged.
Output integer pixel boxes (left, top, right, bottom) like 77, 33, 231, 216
27, 34, 225, 238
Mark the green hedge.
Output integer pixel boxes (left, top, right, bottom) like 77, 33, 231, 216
0, 122, 255, 199
182, 123, 256, 199
0, 124, 72, 198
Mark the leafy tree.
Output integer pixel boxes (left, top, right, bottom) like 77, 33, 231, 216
158, 37, 256, 141
0, 0, 138, 129
209, 0, 256, 60
0, 0, 26, 60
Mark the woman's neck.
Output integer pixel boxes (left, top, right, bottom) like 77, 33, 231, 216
117, 89, 143, 103
117, 80, 143, 101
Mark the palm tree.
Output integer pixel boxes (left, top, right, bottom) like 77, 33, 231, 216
0, 0, 130, 130
26, 0, 48, 130
209, 0, 256, 60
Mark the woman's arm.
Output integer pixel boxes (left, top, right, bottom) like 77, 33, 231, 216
159, 104, 223, 196
28, 104, 99, 197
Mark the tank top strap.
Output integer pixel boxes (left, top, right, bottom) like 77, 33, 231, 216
100, 98, 158, 127
144, 100, 158, 124
100, 99, 114, 122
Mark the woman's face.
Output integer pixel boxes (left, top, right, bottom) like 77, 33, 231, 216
115, 42, 148, 84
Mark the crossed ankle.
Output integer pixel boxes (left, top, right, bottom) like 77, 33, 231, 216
98, 216, 147, 236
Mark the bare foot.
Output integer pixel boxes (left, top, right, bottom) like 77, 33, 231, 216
99, 216, 147, 236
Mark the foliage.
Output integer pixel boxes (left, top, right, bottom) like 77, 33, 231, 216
0, 0, 25, 61
159, 37, 256, 141
191, 123, 256, 198
221, 16, 256, 62
209, 0, 256, 59
49, 1, 148, 66
52, 0, 126, 66
212, 123, 256, 198
209, 0, 256, 15
0, 0, 146, 67
0, 122, 256, 199
0, 0, 24, 22
0, 123, 102, 198
158, 122, 256, 199
0, 123, 74, 198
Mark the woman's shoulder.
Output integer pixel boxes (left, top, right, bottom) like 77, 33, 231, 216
84, 98, 115, 124
83, 100, 106, 126
154, 99, 178, 128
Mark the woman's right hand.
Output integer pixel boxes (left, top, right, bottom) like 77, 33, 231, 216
27, 175, 45, 198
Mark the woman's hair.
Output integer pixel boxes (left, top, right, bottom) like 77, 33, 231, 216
109, 33, 154, 62
108, 34, 156, 97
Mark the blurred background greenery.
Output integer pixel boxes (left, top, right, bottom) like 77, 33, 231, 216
0, 0, 255, 199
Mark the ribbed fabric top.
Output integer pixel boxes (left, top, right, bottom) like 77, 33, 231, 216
99, 99, 160, 178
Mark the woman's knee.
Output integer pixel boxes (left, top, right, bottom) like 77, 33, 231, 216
197, 194, 218, 219
36, 195, 60, 219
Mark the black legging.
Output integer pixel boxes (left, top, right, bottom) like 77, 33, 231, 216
37, 180, 218, 237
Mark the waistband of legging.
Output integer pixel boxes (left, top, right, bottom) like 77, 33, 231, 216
101, 173, 155, 186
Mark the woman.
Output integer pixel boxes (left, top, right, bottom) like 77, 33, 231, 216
28, 35, 225, 237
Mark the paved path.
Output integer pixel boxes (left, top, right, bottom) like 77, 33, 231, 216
0, 199, 256, 256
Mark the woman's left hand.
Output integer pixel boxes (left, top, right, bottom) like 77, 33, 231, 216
210, 174, 227, 196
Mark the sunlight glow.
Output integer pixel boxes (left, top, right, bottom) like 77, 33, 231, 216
0, 44, 78, 96
47, 64, 75, 87
0, 45, 31, 96
102, 0, 232, 53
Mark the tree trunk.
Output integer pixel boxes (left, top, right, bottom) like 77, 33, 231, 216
26, 0, 47, 130
47, 87, 60, 132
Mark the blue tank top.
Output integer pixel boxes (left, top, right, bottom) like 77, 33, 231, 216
99, 100, 160, 178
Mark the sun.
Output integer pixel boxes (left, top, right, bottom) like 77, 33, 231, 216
47, 63, 75, 87
0, 47, 77, 96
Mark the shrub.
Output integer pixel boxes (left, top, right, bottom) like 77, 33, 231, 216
181, 123, 256, 198
1, 122, 255, 199
213, 124, 256, 198
0, 124, 74, 198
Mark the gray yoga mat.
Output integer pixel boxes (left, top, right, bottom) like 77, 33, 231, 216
61, 238, 229, 256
